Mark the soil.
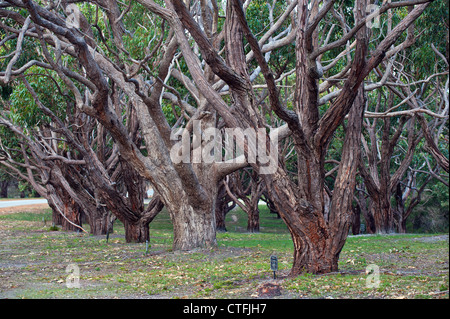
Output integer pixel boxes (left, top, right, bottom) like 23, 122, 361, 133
0, 204, 49, 215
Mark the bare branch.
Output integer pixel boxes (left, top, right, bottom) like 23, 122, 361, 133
0, 15, 31, 84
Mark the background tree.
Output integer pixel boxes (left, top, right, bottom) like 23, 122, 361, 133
215, 178, 237, 232
359, 90, 424, 233
222, 169, 265, 233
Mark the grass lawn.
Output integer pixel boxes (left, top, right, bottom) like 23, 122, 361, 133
0, 205, 448, 299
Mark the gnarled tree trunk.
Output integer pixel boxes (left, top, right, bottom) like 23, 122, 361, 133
247, 206, 260, 233
352, 204, 361, 235
370, 195, 395, 233
265, 86, 365, 275
124, 220, 150, 243
167, 197, 217, 250
215, 181, 236, 232
88, 206, 114, 236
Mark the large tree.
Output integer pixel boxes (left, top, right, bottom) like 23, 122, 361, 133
164, 0, 432, 275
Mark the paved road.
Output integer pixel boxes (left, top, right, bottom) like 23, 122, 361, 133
0, 196, 267, 208
0, 198, 152, 207
0, 199, 48, 208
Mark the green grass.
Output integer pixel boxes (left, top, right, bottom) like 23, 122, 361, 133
0, 207, 448, 299
223, 204, 287, 233
0, 210, 52, 222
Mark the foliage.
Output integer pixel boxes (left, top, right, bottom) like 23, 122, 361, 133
8, 66, 67, 128
408, 0, 449, 77
408, 179, 449, 233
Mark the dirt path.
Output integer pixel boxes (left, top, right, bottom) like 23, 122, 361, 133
0, 204, 49, 215
413, 234, 449, 243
